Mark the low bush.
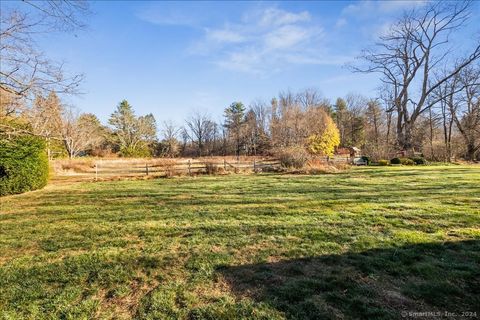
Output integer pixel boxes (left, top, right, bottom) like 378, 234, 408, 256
333, 162, 351, 171
400, 158, 415, 165
390, 157, 401, 165
378, 159, 389, 166
0, 136, 49, 196
412, 157, 427, 165
302, 158, 349, 174
261, 165, 284, 173
275, 146, 310, 169
157, 159, 177, 177
59, 160, 94, 173
205, 162, 220, 175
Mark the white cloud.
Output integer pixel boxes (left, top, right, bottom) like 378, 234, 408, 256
339, 1, 427, 41
284, 54, 353, 66
264, 25, 312, 49
139, 4, 359, 75
248, 7, 311, 27
217, 49, 264, 73
190, 6, 340, 74
342, 0, 426, 17
135, 2, 214, 27
378, 0, 427, 13
335, 18, 347, 28
137, 9, 197, 27
206, 29, 246, 43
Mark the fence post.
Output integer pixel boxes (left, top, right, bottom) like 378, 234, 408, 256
146, 163, 149, 176
188, 160, 191, 175
95, 162, 98, 181
253, 159, 256, 172
224, 159, 227, 171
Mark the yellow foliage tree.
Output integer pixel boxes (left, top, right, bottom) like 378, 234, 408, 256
306, 116, 340, 156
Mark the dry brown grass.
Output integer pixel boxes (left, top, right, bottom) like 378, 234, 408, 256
51, 156, 349, 182
306, 158, 350, 173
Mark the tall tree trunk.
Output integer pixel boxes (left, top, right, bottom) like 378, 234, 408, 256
396, 117, 411, 152
441, 104, 450, 162
465, 141, 478, 161
428, 107, 435, 160
386, 111, 392, 157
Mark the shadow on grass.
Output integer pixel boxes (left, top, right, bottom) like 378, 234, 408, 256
217, 240, 480, 320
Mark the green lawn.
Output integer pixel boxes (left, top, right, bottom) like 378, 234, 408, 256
1, 166, 479, 319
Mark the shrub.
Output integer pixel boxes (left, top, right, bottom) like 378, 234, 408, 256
306, 163, 348, 174
205, 162, 219, 175
157, 159, 177, 177
390, 157, 401, 165
412, 157, 427, 165
333, 162, 351, 171
119, 144, 151, 157
400, 158, 415, 165
0, 136, 49, 196
261, 165, 284, 173
59, 159, 94, 173
378, 159, 389, 166
276, 147, 310, 169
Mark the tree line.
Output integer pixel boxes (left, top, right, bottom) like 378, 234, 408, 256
1, 0, 479, 161
1, 89, 341, 159
3, 83, 479, 161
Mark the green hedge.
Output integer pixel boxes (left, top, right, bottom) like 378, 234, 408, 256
390, 157, 401, 164
0, 136, 49, 196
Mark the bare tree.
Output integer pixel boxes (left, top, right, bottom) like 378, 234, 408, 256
345, 93, 367, 147
354, 1, 480, 152
243, 101, 271, 155
432, 75, 456, 161
179, 127, 189, 155
0, 87, 25, 118
160, 120, 180, 157
0, 1, 88, 98
426, 102, 442, 160
62, 110, 105, 158
296, 88, 324, 109
185, 111, 215, 156
29, 92, 63, 158
449, 66, 480, 160
250, 99, 270, 136
378, 85, 397, 153
365, 99, 383, 156
270, 90, 307, 147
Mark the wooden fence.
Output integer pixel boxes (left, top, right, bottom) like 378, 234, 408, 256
91, 158, 281, 180
54, 156, 352, 180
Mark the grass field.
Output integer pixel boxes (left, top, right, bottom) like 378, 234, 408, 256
1, 165, 479, 319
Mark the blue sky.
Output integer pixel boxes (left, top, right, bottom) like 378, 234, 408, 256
27, 1, 479, 126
